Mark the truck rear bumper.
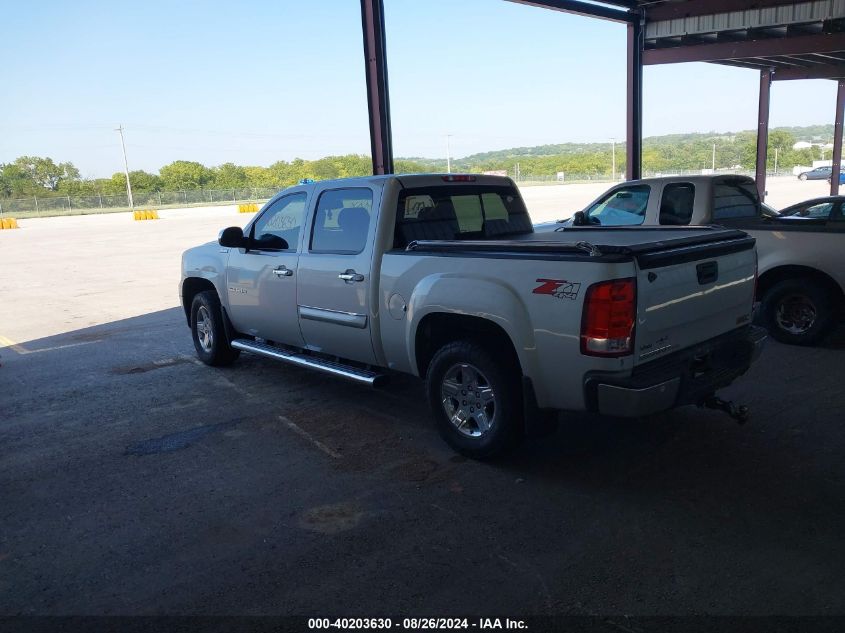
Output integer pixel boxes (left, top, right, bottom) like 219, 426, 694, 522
584, 325, 767, 418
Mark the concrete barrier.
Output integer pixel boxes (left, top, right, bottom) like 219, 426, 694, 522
133, 210, 159, 221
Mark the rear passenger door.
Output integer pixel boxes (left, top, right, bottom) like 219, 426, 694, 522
296, 186, 379, 365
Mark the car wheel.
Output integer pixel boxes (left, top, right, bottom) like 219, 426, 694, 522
425, 340, 523, 459
191, 290, 240, 366
799, 173, 808, 181
760, 278, 835, 346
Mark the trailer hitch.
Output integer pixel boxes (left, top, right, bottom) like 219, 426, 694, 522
699, 395, 750, 424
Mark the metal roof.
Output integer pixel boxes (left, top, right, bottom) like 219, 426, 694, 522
510, 0, 845, 80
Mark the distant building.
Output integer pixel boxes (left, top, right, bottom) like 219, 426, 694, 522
792, 141, 812, 150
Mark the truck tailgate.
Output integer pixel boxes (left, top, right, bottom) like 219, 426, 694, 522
631, 233, 756, 365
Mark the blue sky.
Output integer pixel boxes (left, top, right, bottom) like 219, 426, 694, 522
0, 0, 839, 178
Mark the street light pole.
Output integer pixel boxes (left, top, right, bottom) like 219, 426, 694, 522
115, 125, 134, 210
445, 134, 452, 174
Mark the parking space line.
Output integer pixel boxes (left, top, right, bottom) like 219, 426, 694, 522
279, 415, 342, 459
0, 334, 98, 355
0, 335, 31, 355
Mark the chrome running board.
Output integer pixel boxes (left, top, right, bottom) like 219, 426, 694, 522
230, 339, 386, 387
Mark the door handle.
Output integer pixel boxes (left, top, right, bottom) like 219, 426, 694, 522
273, 266, 293, 277
338, 270, 364, 282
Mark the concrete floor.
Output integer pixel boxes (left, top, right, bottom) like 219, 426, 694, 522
1, 178, 844, 616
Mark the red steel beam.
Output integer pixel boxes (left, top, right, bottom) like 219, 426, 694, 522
831, 80, 845, 195
643, 33, 845, 66
505, 0, 637, 23
773, 64, 845, 81
756, 69, 773, 202
360, 0, 394, 175
627, 19, 643, 180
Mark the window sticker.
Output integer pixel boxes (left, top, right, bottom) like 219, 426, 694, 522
404, 195, 435, 219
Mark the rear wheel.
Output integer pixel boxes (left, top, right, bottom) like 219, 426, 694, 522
799, 173, 808, 181
760, 278, 834, 345
191, 290, 240, 366
425, 340, 523, 459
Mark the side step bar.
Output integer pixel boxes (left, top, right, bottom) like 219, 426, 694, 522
230, 339, 386, 387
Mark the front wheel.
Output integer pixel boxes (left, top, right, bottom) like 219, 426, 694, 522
191, 290, 240, 366
760, 278, 835, 345
425, 340, 523, 459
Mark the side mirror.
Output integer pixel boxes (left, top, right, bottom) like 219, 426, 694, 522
572, 211, 587, 226
218, 226, 246, 248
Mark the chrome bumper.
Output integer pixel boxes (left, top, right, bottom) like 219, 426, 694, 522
590, 325, 767, 418
596, 378, 681, 417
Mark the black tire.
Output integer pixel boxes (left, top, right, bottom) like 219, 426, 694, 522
190, 290, 240, 366
799, 173, 808, 181
760, 278, 835, 346
425, 340, 523, 459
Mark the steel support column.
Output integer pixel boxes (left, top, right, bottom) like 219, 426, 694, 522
360, 0, 393, 175
755, 69, 773, 202
626, 18, 643, 180
831, 80, 845, 196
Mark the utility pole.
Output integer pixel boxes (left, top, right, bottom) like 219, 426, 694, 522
115, 125, 134, 210
610, 138, 616, 180
445, 134, 452, 173
774, 147, 779, 175
712, 143, 716, 170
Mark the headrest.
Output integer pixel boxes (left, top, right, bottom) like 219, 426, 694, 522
419, 200, 457, 222
338, 206, 369, 230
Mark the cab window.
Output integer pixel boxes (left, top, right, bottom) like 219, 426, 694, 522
583, 185, 650, 226
310, 188, 373, 254
394, 185, 532, 248
713, 180, 759, 220
659, 183, 695, 225
251, 193, 307, 251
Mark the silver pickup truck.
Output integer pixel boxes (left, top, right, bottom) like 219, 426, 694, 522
539, 174, 844, 345
181, 174, 765, 458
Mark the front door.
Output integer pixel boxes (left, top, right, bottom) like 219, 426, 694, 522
226, 192, 308, 347
296, 186, 378, 365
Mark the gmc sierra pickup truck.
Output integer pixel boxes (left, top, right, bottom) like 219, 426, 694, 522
181, 174, 765, 458
538, 174, 845, 346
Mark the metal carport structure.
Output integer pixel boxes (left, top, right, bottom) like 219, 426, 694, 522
359, 0, 845, 201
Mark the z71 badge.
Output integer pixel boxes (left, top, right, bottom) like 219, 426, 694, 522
533, 279, 581, 300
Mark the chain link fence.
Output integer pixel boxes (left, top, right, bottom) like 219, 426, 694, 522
0, 169, 776, 218
0, 187, 281, 218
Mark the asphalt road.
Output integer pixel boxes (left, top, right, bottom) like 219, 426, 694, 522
1, 307, 843, 616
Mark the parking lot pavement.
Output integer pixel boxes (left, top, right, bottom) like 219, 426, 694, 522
1, 305, 844, 615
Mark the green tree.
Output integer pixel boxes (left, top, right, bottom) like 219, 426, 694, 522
8, 156, 80, 192
159, 160, 212, 190
212, 163, 248, 189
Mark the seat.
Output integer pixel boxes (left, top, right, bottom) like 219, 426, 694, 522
483, 214, 532, 237
337, 207, 370, 251
398, 200, 460, 245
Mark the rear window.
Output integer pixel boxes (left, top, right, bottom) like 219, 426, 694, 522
713, 180, 760, 220
394, 185, 532, 248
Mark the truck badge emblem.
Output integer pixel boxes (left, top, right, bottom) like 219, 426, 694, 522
533, 279, 581, 300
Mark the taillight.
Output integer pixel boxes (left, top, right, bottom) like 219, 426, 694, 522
580, 278, 636, 357
441, 175, 476, 182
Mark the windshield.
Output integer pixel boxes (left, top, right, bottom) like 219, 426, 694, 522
583, 185, 650, 226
